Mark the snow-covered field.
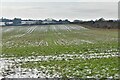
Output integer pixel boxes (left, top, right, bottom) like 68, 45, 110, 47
1, 24, 119, 78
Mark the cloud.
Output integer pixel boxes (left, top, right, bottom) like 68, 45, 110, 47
1, 2, 118, 20
1, 0, 120, 2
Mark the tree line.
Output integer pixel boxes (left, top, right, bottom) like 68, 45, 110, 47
0, 17, 119, 29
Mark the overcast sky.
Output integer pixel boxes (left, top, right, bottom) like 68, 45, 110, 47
1, 0, 120, 2
0, 1, 118, 21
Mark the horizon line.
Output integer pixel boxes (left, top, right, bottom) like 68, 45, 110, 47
0, 17, 118, 21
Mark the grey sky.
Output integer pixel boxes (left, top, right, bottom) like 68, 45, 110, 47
1, 0, 120, 2
0, 2, 118, 21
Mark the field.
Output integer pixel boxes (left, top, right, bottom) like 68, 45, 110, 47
0, 24, 119, 78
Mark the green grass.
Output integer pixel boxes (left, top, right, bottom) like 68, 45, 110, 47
2, 24, 119, 78
2, 24, 118, 57
21, 57, 119, 78
2, 42, 118, 57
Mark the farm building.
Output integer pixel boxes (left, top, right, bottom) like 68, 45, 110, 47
0, 22, 5, 26
21, 21, 37, 25
42, 18, 57, 24
5, 22, 14, 26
